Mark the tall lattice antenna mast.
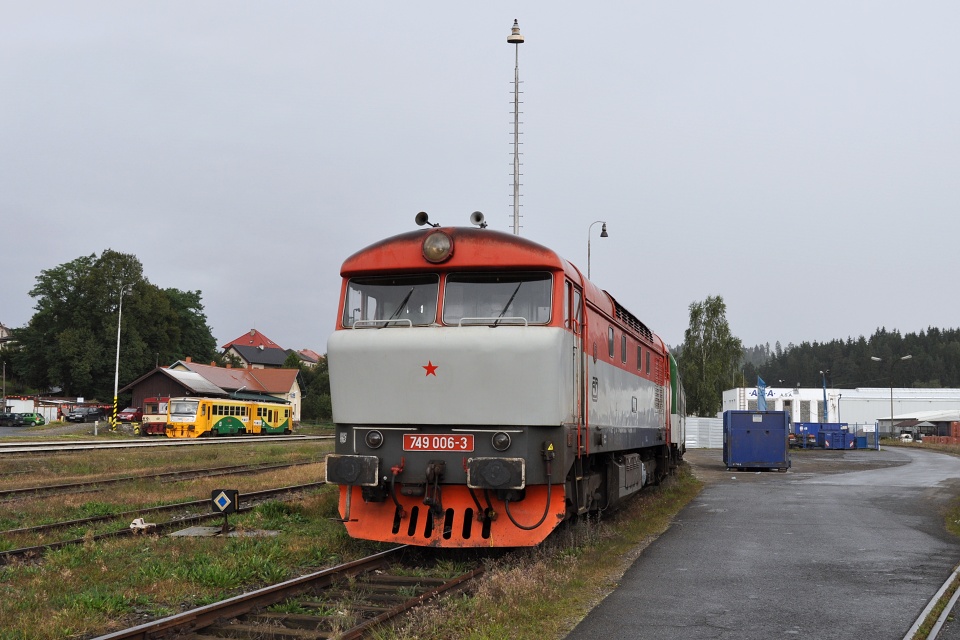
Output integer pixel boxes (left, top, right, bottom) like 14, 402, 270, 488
507, 19, 525, 235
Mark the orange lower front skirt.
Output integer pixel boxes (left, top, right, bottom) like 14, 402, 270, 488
338, 484, 567, 548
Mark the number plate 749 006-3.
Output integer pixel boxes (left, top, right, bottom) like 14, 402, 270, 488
403, 434, 474, 452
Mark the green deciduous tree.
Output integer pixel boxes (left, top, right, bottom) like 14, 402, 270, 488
164, 288, 218, 364
276, 350, 331, 424
678, 295, 743, 417
299, 356, 331, 423
11, 250, 217, 400
283, 351, 303, 369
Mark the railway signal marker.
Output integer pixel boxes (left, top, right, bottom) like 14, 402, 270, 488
212, 489, 239, 535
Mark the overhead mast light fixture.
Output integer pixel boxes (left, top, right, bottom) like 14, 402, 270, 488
507, 19, 525, 235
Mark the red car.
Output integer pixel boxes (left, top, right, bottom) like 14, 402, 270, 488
116, 407, 143, 422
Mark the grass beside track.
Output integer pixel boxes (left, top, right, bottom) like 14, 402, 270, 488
17, 438, 958, 640
0, 443, 700, 640
0, 437, 379, 640
378, 466, 704, 640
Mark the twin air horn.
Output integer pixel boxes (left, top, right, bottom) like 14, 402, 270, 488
415, 211, 487, 229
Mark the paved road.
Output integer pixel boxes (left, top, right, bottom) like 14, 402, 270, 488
566, 447, 960, 640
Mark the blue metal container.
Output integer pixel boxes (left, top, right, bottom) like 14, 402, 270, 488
795, 422, 821, 447
819, 430, 844, 449
815, 423, 853, 450
723, 411, 791, 472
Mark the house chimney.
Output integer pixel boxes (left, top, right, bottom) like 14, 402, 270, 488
226, 364, 232, 369
185, 356, 192, 363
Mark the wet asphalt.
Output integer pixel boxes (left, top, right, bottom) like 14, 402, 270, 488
565, 447, 960, 640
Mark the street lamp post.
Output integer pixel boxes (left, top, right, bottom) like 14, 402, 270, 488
587, 220, 608, 280
819, 369, 830, 422
111, 285, 130, 429
870, 354, 912, 438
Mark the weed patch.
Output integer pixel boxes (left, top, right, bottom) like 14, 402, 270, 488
381, 467, 702, 640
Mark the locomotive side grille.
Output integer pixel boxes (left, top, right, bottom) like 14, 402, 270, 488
614, 303, 653, 343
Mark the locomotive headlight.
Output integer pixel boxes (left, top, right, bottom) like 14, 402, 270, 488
491, 432, 512, 451
364, 430, 384, 449
422, 231, 453, 263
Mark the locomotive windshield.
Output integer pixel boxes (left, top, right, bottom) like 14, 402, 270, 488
169, 400, 199, 417
442, 272, 552, 325
343, 275, 439, 327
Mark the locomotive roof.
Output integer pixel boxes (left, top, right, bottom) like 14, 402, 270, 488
340, 227, 572, 276
339, 225, 666, 350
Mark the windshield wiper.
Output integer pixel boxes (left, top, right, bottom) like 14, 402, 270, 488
383, 288, 415, 326
495, 283, 522, 326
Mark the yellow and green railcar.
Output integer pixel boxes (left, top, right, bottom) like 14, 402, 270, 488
165, 397, 292, 438
254, 402, 293, 434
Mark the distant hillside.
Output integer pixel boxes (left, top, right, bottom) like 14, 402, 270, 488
740, 327, 960, 389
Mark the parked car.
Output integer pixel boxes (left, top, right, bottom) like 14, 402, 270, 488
67, 407, 105, 423
116, 407, 143, 423
0, 412, 19, 426
898, 433, 914, 443
17, 412, 45, 426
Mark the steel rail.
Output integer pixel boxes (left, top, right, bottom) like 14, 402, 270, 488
0, 480, 326, 536
904, 562, 960, 640
0, 460, 316, 500
0, 481, 326, 564
0, 434, 330, 455
338, 566, 485, 639
92, 546, 407, 640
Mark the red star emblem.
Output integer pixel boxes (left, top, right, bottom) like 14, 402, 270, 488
423, 361, 438, 376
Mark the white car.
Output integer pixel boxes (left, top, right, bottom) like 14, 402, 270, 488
898, 433, 913, 443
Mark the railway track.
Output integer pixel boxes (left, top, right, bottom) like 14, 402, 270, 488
0, 481, 327, 564
0, 433, 330, 455
0, 460, 318, 502
93, 546, 483, 640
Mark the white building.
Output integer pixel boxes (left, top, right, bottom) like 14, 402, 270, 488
722, 386, 960, 436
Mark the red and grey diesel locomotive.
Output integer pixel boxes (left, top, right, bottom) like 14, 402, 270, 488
325, 213, 685, 548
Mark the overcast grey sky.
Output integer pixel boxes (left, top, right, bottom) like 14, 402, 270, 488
2, 2, 958, 354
